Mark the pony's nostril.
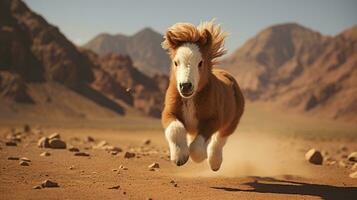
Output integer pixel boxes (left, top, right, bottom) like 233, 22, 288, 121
180, 82, 193, 93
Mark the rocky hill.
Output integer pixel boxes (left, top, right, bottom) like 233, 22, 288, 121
83, 28, 171, 77
223, 23, 357, 122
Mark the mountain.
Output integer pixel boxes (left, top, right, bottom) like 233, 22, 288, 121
0, 0, 167, 119
223, 23, 357, 122
83, 28, 171, 77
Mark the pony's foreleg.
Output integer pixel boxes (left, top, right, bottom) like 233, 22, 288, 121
207, 132, 227, 171
189, 134, 208, 163
165, 120, 189, 166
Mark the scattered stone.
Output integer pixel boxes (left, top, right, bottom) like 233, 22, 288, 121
148, 162, 160, 169
347, 152, 357, 162
170, 180, 175, 184
305, 149, 323, 165
105, 146, 122, 152
68, 147, 80, 152
352, 163, 357, 171
340, 145, 348, 152
111, 151, 118, 155
24, 124, 31, 132
7, 156, 19, 160
143, 139, 151, 145
40, 152, 51, 157
108, 185, 120, 189
38, 137, 50, 148
339, 160, 347, 168
123, 191, 126, 195
19, 161, 29, 166
41, 180, 59, 188
349, 171, 357, 178
174, 183, 178, 187
149, 168, 155, 171
112, 169, 118, 172
147, 198, 153, 200
326, 160, 337, 165
48, 133, 60, 140
5, 141, 17, 146
48, 138, 66, 149
33, 185, 41, 189
124, 152, 135, 159
20, 157, 31, 162
119, 165, 128, 170
93, 140, 109, 149
69, 165, 75, 170
85, 136, 95, 142
74, 152, 90, 157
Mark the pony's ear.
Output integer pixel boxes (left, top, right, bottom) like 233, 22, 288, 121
162, 30, 182, 50
199, 29, 212, 49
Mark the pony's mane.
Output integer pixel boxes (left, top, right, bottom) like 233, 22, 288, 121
197, 20, 228, 63
162, 20, 228, 64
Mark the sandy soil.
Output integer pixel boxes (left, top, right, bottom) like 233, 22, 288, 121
0, 119, 356, 200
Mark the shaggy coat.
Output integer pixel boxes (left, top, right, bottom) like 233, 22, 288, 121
161, 20, 244, 170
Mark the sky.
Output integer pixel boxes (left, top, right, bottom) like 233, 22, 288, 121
24, 0, 357, 53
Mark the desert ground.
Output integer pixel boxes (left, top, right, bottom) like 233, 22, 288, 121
1, 103, 357, 200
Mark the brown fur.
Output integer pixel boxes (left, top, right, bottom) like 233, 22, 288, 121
161, 20, 244, 139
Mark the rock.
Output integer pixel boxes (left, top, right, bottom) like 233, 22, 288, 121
352, 163, 357, 171
69, 165, 75, 170
85, 136, 95, 142
347, 152, 357, 162
48, 138, 66, 149
19, 161, 29, 166
74, 152, 90, 156
41, 180, 59, 188
119, 165, 128, 170
93, 140, 109, 149
5, 141, 17, 146
104, 146, 122, 152
170, 180, 175, 184
7, 156, 19, 160
349, 171, 357, 178
146, 198, 153, 200
124, 152, 135, 159
24, 124, 31, 132
48, 133, 60, 140
33, 185, 41, 189
305, 149, 323, 165
340, 145, 348, 152
68, 147, 80, 152
148, 162, 160, 169
143, 139, 151, 145
20, 157, 31, 162
108, 185, 120, 189
111, 151, 118, 155
38, 137, 50, 148
40, 152, 51, 156
339, 160, 347, 168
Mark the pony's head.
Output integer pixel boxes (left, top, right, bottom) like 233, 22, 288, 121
162, 20, 228, 98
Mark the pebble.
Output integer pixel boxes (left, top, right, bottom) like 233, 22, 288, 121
339, 160, 347, 168
347, 152, 357, 162
24, 124, 31, 132
74, 152, 90, 157
148, 162, 160, 169
20, 157, 31, 162
93, 140, 108, 149
38, 137, 50, 148
352, 163, 357, 171
108, 185, 120, 189
7, 156, 19, 160
143, 139, 151, 145
68, 147, 80, 152
5, 141, 17, 146
124, 152, 135, 159
119, 165, 128, 170
48, 138, 66, 149
33, 185, 42, 189
349, 171, 357, 178
305, 149, 323, 165
41, 180, 59, 188
48, 133, 60, 140
85, 136, 95, 142
19, 161, 29, 166
40, 152, 51, 157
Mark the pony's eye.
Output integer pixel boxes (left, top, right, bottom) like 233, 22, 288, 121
198, 61, 203, 68
174, 61, 178, 66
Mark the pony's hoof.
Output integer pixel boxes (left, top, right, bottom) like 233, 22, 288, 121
174, 155, 189, 166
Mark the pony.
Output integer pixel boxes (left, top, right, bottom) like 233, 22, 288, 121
161, 20, 244, 171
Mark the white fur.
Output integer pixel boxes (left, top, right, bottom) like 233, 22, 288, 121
174, 43, 202, 98
207, 133, 227, 171
189, 135, 207, 163
165, 120, 189, 165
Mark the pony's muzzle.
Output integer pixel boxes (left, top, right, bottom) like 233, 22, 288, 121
179, 82, 193, 97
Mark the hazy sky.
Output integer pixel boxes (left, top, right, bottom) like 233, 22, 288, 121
24, 0, 357, 52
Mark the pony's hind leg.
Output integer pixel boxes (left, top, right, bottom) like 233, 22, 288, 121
189, 134, 208, 163
207, 132, 227, 171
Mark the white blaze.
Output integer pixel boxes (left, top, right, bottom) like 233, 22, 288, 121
174, 43, 202, 98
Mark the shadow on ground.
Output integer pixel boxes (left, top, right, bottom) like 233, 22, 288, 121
211, 177, 357, 200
